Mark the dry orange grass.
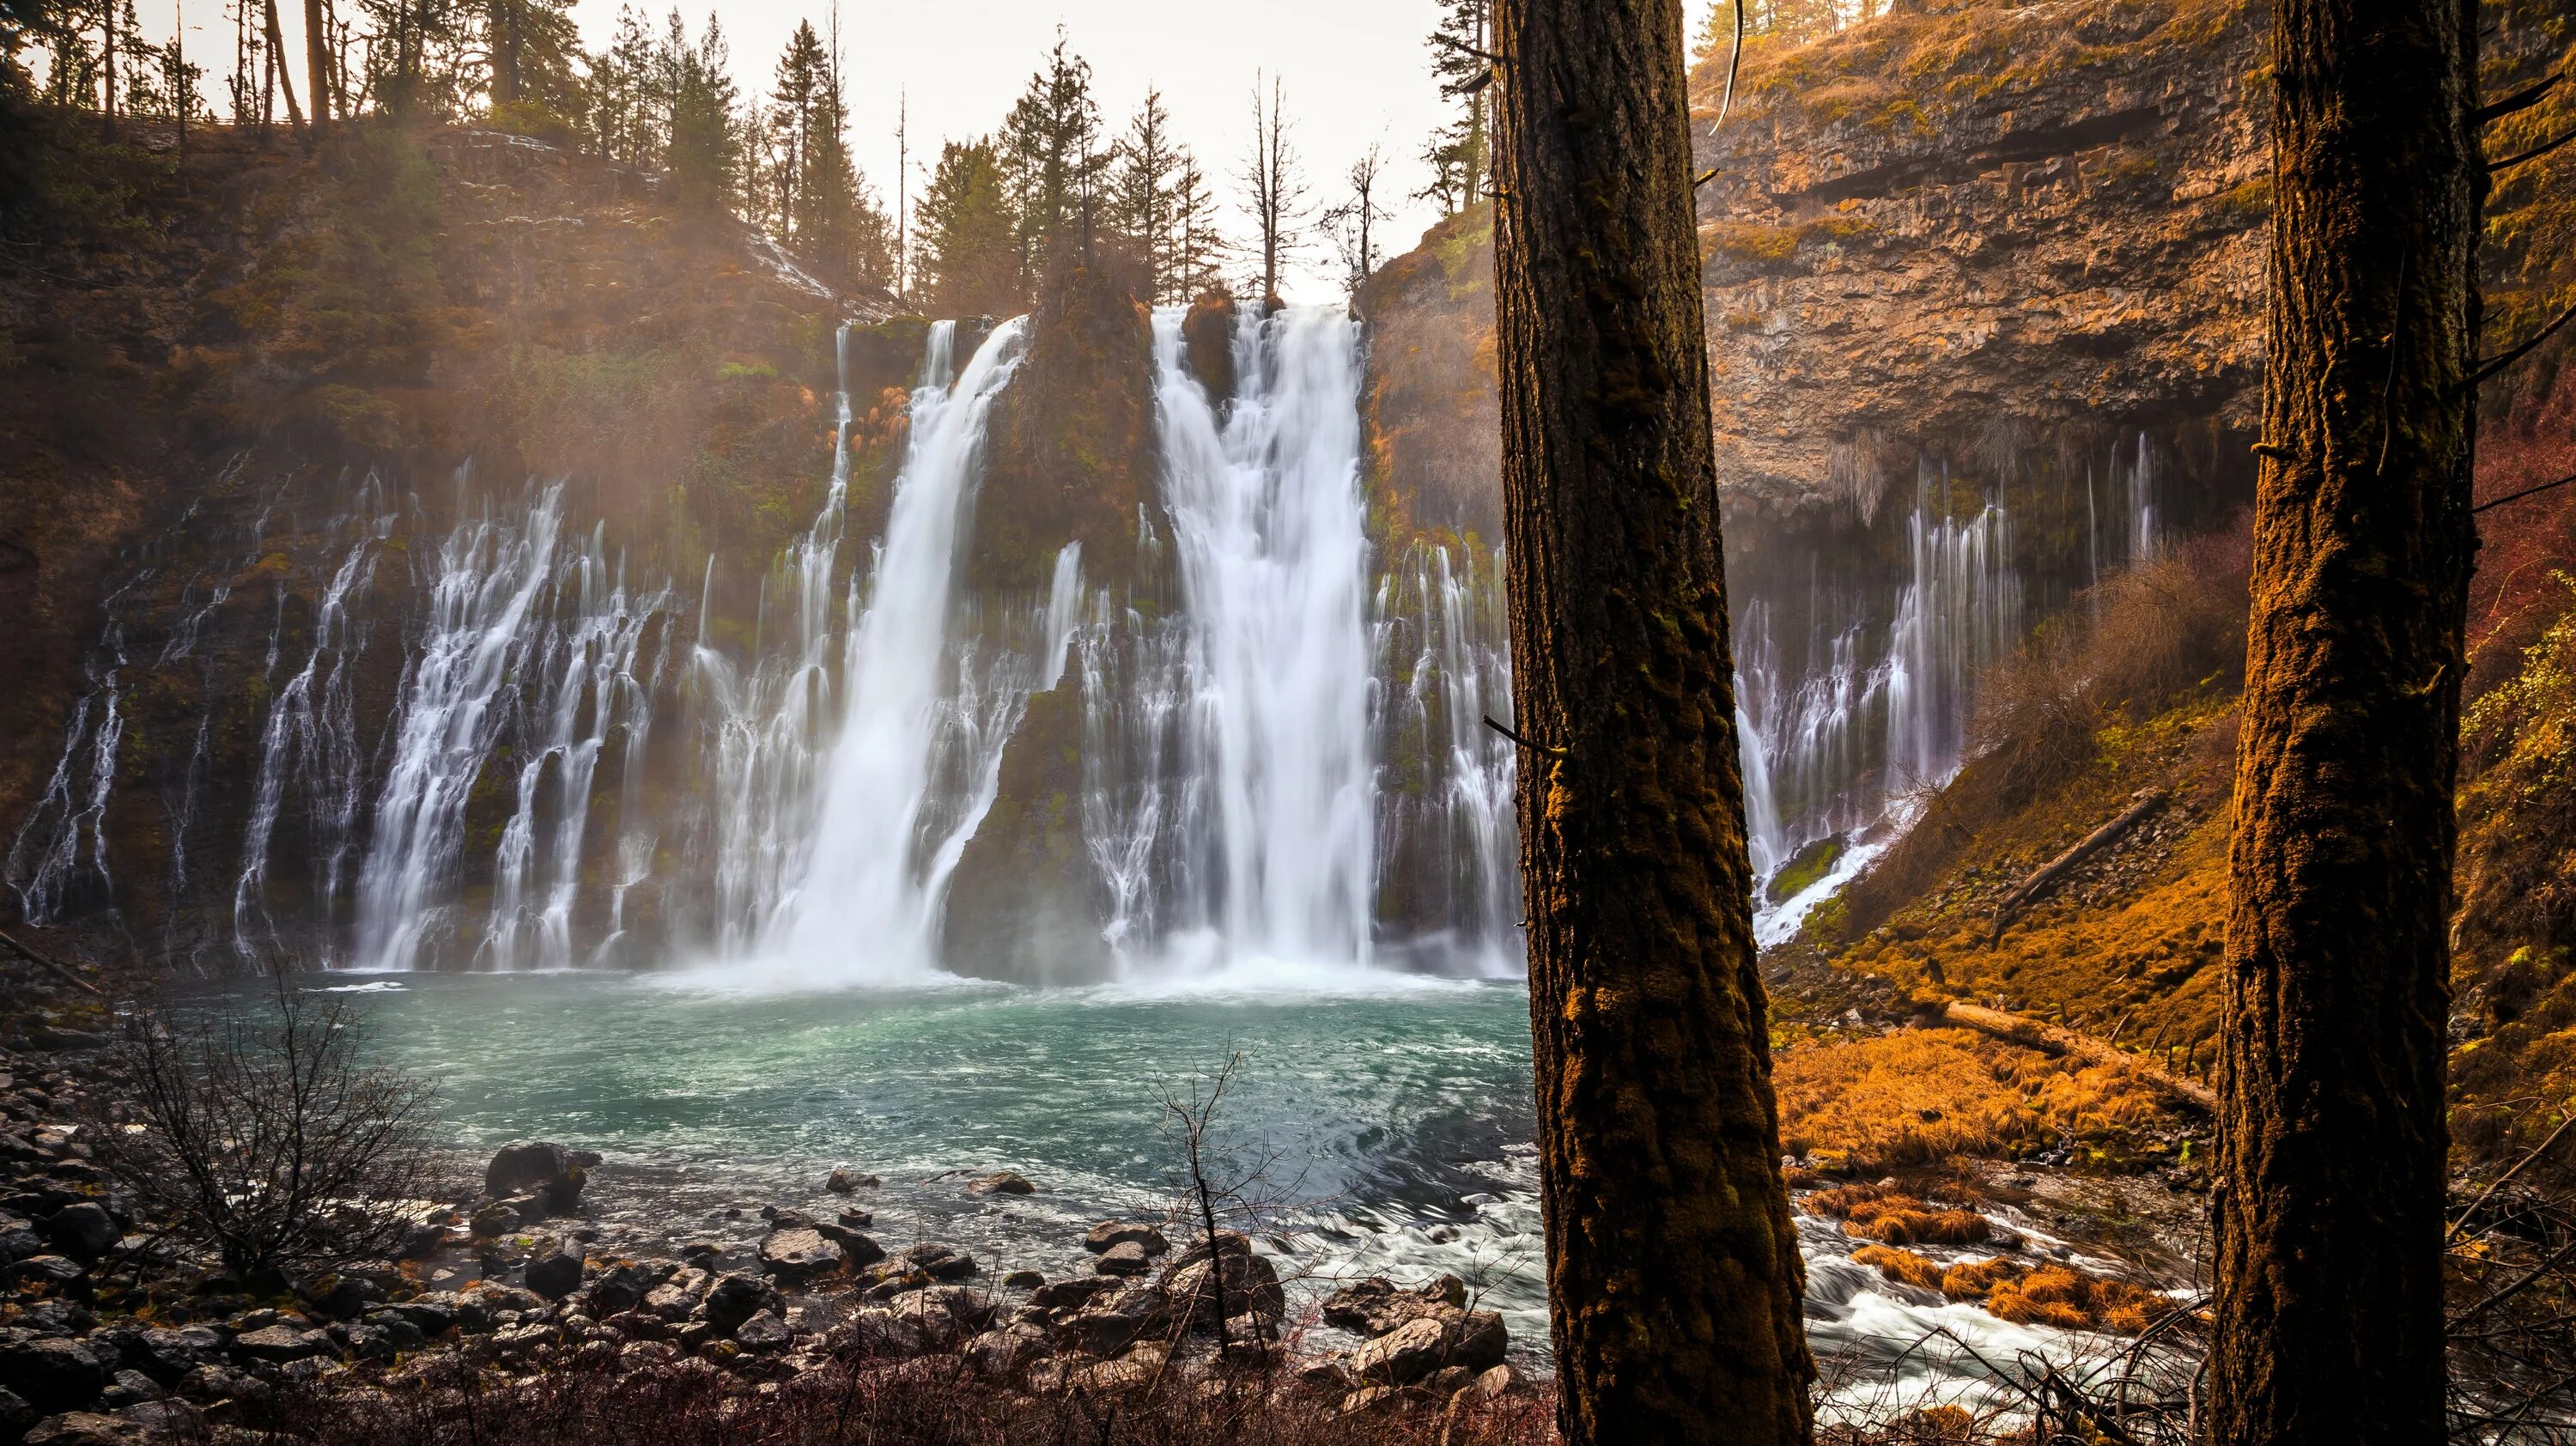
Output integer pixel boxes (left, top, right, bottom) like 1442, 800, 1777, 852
1849, 1249, 2167, 1334
1773, 1028, 2170, 1171
1808, 1184, 1995, 1246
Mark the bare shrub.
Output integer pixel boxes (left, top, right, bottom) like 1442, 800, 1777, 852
95, 979, 439, 1288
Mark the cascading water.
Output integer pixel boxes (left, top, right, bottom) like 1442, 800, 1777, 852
700, 318, 1082, 984
1376, 542, 1520, 969
1733, 465, 2025, 940
233, 480, 394, 963
350, 482, 667, 972
1098, 305, 1381, 973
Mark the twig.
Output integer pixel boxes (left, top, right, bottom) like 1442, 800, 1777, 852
2464, 295, 2576, 391
1989, 789, 2169, 941
2475, 469, 2576, 513
1432, 33, 1507, 65
0, 925, 104, 995
1481, 714, 1565, 758
2449, 1112, 2576, 1242
2479, 71, 2565, 125
2489, 123, 2576, 174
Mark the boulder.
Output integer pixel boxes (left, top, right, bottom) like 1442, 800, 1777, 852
0, 1336, 109, 1413
1093, 1241, 1152, 1277
470, 1197, 541, 1237
22, 1412, 155, 1446
732, 1310, 794, 1353
1030, 1275, 1118, 1310
118, 1400, 202, 1437
9, 1255, 89, 1297
1084, 1221, 1170, 1255
832, 1309, 927, 1360
228, 1325, 327, 1364
296, 1271, 386, 1320
757, 1228, 842, 1284
386, 1294, 462, 1334
963, 1322, 1054, 1378
360, 1309, 426, 1352
125, 1328, 225, 1386
0, 1389, 32, 1441
702, 1274, 777, 1335
524, 1246, 585, 1300
482, 1142, 598, 1212
1057, 1285, 1176, 1356
1002, 1270, 1044, 1290
882, 1285, 994, 1346
586, 1260, 676, 1316
1181, 290, 1238, 407
1321, 1274, 1469, 1337
1161, 1248, 1285, 1328
1347, 1309, 1508, 1386
898, 1242, 976, 1280
964, 1171, 1035, 1196
824, 1169, 878, 1194
40, 1204, 118, 1263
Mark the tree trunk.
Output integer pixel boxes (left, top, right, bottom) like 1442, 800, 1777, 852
1488, 1, 1814, 1443
301, 0, 328, 127
2210, 0, 2482, 1437
262, 0, 306, 143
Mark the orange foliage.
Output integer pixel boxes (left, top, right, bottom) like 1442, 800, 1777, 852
1774, 1028, 2170, 1170
1851, 1243, 1947, 1291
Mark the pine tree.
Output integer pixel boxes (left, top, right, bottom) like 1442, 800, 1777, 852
1420, 0, 1491, 215
914, 136, 1019, 319
999, 34, 1103, 289
1167, 145, 1228, 303
766, 18, 824, 234
1111, 87, 1181, 299
2208, 0, 2481, 1437
1489, 0, 1817, 1436
657, 8, 737, 215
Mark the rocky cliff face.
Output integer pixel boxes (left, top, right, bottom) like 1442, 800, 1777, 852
1691, 0, 2270, 516
0, 122, 908, 966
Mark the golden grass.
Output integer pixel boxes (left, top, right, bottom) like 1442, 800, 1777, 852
1773, 1028, 2172, 1172
1851, 1249, 2166, 1334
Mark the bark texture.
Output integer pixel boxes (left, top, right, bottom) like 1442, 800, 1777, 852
1489, 1, 1814, 1442
2212, 0, 2483, 1437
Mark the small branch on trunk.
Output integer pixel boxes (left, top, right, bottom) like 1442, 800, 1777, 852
2477, 71, 2563, 125
2475, 470, 2576, 513
2464, 296, 2576, 391
2488, 123, 2576, 174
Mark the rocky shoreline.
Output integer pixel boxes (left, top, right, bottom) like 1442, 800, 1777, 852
0, 971, 1528, 1446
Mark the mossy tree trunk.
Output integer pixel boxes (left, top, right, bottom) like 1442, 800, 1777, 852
2212, 0, 2482, 1437
1488, 0, 1814, 1442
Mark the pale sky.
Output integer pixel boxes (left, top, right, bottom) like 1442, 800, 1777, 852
131, 0, 1719, 301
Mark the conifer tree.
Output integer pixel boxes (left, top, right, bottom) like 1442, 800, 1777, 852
999, 34, 1103, 288
1167, 146, 1228, 303
915, 136, 1019, 319
2208, 0, 2482, 1438
1490, 0, 1816, 1436
1112, 87, 1180, 298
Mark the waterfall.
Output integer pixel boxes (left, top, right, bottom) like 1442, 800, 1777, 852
349, 482, 666, 971
233, 482, 392, 962
1376, 542, 1520, 969
733, 318, 1054, 983
1142, 304, 1379, 971
1733, 471, 2024, 937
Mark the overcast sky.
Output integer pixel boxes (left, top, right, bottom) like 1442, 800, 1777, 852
132, 0, 1716, 300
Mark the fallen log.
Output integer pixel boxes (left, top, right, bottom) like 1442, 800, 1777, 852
1988, 788, 2171, 944
1935, 999, 2215, 1112
0, 925, 105, 996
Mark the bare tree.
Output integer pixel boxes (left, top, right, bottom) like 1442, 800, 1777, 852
97, 981, 439, 1291
1157, 1054, 1307, 1365
1322, 141, 1392, 298
1239, 71, 1309, 307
